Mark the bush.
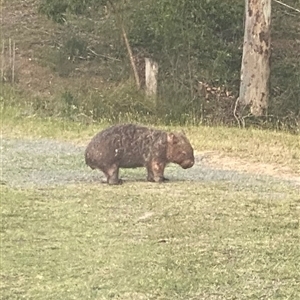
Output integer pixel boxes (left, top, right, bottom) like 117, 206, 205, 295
38, 0, 107, 23
33, 0, 299, 130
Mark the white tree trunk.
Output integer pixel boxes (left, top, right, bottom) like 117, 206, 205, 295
145, 58, 158, 97
239, 0, 271, 116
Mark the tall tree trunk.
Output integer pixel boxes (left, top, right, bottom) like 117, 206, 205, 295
239, 0, 271, 116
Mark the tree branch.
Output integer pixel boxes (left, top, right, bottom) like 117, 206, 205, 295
273, 0, 300, 13
107, 0, 140, 89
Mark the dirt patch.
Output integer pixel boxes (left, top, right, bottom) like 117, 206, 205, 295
2, 138, 299, 189
200, 151, 300, 186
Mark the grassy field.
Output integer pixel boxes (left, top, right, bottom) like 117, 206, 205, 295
1, 183, 300, 299
1, 109, 300, 299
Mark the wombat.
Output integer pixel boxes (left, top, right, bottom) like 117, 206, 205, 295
85, 123, 195, 184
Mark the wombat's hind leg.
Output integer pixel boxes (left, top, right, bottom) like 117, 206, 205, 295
146, 166, 155, 182
106, 164, 123, 185
96, 168, 108, 183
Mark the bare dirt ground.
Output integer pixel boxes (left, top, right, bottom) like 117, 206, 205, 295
200, 151, 300, 187
2, 138, 299, 189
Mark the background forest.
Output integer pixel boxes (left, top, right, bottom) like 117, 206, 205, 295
1, 0, 300, 131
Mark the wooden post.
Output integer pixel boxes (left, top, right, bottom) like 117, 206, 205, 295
1, 40, 4, 82
12, 41, 15, 84
9, 38, 13, 82
239, 0, 271, 116
145, 58, 158, 97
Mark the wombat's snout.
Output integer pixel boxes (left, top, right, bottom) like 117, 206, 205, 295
181, 159, 194, 169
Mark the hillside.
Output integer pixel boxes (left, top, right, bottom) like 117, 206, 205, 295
2, 0, 110, 97
1, 0, 300, 128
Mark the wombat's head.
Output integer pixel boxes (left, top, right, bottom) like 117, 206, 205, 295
166, 132, 194, 169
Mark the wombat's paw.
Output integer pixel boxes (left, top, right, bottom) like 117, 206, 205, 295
108, 178, 123, 185
156, 177, 165, 183
149, 176, 168, 183
147, 175, 168, 182
147, 176, 155, 182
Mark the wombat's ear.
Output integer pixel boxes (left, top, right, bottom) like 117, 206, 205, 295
167, 133, 179, 144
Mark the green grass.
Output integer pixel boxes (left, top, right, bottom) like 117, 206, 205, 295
1, 107, 300, 299
1, 182, 300, 299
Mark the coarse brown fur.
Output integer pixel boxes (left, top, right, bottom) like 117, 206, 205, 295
85, 124, 194, 184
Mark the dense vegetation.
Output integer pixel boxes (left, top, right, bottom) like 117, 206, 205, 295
1, 0, 300, 130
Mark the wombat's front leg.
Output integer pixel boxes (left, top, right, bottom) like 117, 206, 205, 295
147, 169, 169, 182
147, 161, 167, 183
105, 164, 122, 185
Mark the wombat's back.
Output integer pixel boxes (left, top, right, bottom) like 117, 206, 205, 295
85, 124, 168, 169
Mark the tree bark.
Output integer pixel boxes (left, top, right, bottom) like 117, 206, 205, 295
239, 0, 271, 116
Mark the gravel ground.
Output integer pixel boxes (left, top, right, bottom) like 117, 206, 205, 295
1, 138, 298, 190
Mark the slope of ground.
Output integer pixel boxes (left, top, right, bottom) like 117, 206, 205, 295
1, 0, 111, 99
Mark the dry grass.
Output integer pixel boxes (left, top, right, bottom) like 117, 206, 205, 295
181, 125, 299, 182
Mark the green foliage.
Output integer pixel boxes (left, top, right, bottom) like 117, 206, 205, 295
1, 81, 158, 123
131, 0, 244, 78
27, 0, 300, 129
78, 81, 158, 123
38, 0, 68, 23
38, 0, 107, 23
271, 61, 300, 116
43, 34, 88, 76
270, 0, 300, 120
129, 0, 244, 125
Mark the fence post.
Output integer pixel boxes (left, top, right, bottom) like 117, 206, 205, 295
145, 58, 158, 97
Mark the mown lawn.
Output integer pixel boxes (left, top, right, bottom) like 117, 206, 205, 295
1, 107, 300, 299
1, 181, 300, 299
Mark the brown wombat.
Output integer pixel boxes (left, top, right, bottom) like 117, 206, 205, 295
85, 123, 194, 184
